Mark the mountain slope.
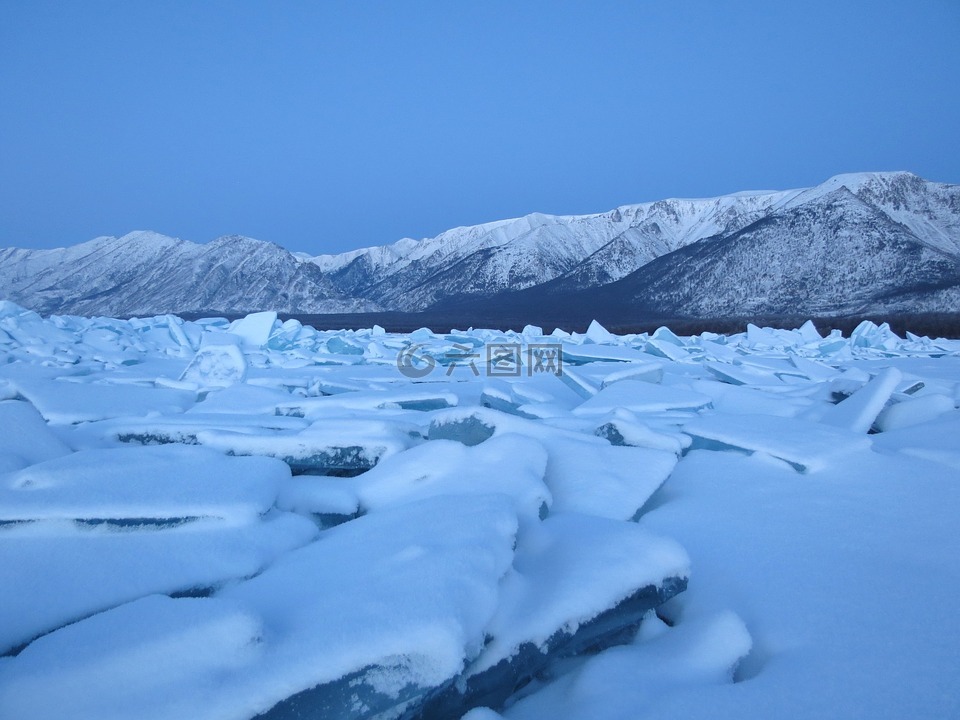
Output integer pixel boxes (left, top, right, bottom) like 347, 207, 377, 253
1, 171, 958, 318
441, 184, 960, 321
0, 232, 377, 316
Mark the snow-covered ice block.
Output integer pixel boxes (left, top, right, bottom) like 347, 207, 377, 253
276, 387, 458, 417
196, 418, 418, 474
0, 400, 72, 471
870, 410, 960, 469
350, 435, 550, 519
583, 319, 617, 344
599, 361, 664, 388
179, 333, 247, 388
594, 412, 688, 454
88, 412, 309, 446
428, 407, 677, 520
683, 413, 872, 472
562, 343, 650, 364
0, 513, 316, 654
424, 513, 689, 715
278, 435, 551, 522
573, 380, 712, 416
820, 367, 901, 433
210, 495, 519, 720
0, 445, 287, 523
643, 337, 690, 362
874, 393, 956, 433
187, 382, 293, 414
502, 610, 751, 720
705, 361, 781, 387
229, 311, 277, 348
9, 376, 196, 424
0, 595, 265, 719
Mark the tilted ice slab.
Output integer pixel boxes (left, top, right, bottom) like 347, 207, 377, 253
6, 376, 196, 424
424, 513, 690, 715
196, 417, 419, 475
0, 445, 288, 523
0, 400, 71, 472
874, 393, 956, 433
0, 496, 519, 720
277, 434, 552, 521
683, 413, 872, 472
501, 611, 752, 720
276, 387, 459, 417
0, 512, 316, 655
0, 595, 265, 719
572, 379, 712, 416
87, 412, 309, 446
429, 407, 678, 520
178, 334, 248, 388
221, 494, 519, 719
820, 367, 902, 433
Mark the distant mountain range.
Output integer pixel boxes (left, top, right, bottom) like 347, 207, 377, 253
2, 171, 958, 320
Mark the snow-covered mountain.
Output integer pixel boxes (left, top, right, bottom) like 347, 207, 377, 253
1, 171, 958, 318
0, 232, 377, 316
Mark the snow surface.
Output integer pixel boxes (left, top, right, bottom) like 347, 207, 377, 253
0, 304, 958, 719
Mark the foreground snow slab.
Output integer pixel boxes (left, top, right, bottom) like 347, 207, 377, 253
0, 304, 958, 720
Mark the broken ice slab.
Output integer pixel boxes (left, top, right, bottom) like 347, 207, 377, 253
195, 418, 419, 475
186, 383, 297, 415
642, 337, 691, 362
599, 361, 664, 388
275, 387, 459, 418
0, 595, 266, 716
428, 407, 677, 520
820, 367, 901, 433
704, 361, 784, 387
561, 343, 652, 365
423, 513, 690, 716
502, 610, 752, 720
0, 400, 72, 472
594, 413, 688, 454
278, 434, 551, 525
209, 495, 519, 720
572, 380, 712, 416
178, 333, 247, 388
0, 512, 316, 655
683, 413, 872, 473
83, 412, 309, 447
228, 311, 278, 348
6, 375, 196, 424
348, 434, 551, 520
874, 393, 956, 432
0, 445, 289, 523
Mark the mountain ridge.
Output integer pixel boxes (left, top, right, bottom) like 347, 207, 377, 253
2, 171, 958, 318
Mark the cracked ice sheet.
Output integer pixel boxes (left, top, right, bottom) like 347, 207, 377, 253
278, 434, 552, 520
0, 512, 317, 654
195, 417, 419, 474
4, 375, 196, 424
498, 610, 751, 720
0, 495, 520, 720
0, 445, 288, 523
682, 412, 872, 472
469, 512, 690, 677
624, 448, 960, 720
428, 408, 678, 520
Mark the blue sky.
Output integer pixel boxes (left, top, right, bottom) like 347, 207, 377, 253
2, 1, 958, 255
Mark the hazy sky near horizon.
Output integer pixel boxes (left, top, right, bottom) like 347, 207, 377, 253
2, 1, 959, 256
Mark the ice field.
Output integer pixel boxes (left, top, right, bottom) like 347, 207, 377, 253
1, 300, 959, 719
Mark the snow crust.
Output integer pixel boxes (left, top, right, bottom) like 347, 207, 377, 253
0, 303, 958, 720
